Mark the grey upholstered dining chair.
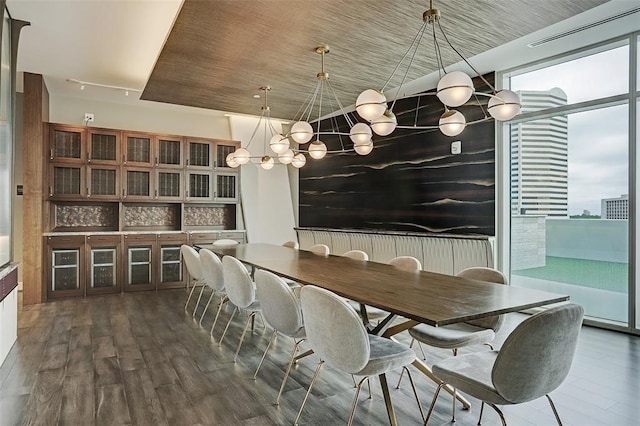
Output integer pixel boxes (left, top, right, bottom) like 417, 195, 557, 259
181, 245, 205, 312
405, 266, 508, 421
425, 303, 584, 426
296, 285, 424, 425
253, 269, 308, 405
219, 255, 262, 362
309, 243, 330, 256
197, 249, 225, 327
282, 240, 299, 249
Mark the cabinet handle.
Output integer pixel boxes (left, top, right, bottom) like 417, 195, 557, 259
48, 186, 53, 197
87, 188, 90, 198
186, 159, 189, 167
122, 189, 126, 198
154, 189, 158, 198
50, 149, 54, 160
86, 152, 90, 163
123, 154, 127, 165
155, 157, 158, 166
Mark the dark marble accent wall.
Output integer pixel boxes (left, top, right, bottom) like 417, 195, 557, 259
299, 75, 496, 236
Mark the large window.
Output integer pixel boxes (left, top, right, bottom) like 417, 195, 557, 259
504, 37, 638, 331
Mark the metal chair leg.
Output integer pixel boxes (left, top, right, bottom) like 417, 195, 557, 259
184, 282, 199, 311
294, 360, 324, 426
347, 376, 370, 426
234, 311, 256, 363
424, 382, 444, 426
486, 403, 507, 426
477, 401, 485, 425
403, 366, 425, 422
545, 394, 563, 425
397, 339, 427, 389
275, 338, 305, 405
199, 290, 216, 327
254, 330, 277, 379
210, 295, 228, 337
192, 285, 207, 317
219, 307, 238, 346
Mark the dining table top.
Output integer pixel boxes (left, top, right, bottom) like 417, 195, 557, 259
205, 243, 570, 327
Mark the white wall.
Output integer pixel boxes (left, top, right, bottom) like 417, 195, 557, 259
228, 115, 296, 244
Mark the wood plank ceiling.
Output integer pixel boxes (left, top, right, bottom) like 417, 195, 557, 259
142, 0, 606, 120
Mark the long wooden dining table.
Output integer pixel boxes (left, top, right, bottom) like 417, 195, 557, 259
205, 243, 569, 424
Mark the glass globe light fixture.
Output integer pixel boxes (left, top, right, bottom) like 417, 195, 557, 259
226, 153, 239, 168
355, 89, 387, 121
354, 140, 374, 155
487, 90, 521, 121
234, 147, 251, 165
290, 121, 313, 144
269, 133, 290, 154
436, 71, 474, 107
260, 156, 275, 170
308, 140, 327, 159
349, 122, 373, 145
291, 153, 307, 168
278, 149, 294, 164
439, 110, 466, 137
370, 110, 397, 136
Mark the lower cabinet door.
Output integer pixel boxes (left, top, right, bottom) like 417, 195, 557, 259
46, 235, 86, 299
124, 235, 157, 292
157, 234, 187, 289
86, 235, 122, 295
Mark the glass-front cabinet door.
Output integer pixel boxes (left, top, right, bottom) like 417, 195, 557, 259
156, 136, 184, 169
86, 235, 121, 295
186, 139, 214, 169
124, 132, 154, 167
124, 234, 156, 291
49, 124, 85, 163
214, 173, 238, 203
46, 235, 85, 299
88, 128, 120, 165
157, 233, 186, 289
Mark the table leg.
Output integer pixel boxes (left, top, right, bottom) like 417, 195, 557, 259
379, 373, 397, 426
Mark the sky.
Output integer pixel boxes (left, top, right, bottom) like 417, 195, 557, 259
510, 44, 631, 215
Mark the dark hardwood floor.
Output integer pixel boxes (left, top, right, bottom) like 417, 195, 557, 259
0, 288, 638, 425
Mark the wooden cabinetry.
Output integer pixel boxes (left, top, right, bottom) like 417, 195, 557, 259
43, 122, 243, 299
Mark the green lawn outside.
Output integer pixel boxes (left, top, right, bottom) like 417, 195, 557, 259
512, 256, 628, 293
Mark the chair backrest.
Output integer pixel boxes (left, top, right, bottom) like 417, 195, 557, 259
342, 249, 369, 261
199, 249, 225, 291
300, 285, 370, 374
492, 303, 584, 404
255, 269, 304, 337
309, 244, 330, 256
456, 267, 508, 331
222, 255, 255, 308
282, 240, 299, 249
389, 256, 422, 272
213, 239, 239, 248
181, 245, 203, 281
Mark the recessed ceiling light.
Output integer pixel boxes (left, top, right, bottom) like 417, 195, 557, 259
252, 94, 261, 99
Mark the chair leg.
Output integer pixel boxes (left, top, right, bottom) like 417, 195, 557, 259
210, 295, 228, 337
424, 382, 444, 426
397, 340, 427, 389
275, 338, 305, 406
294, 360, 324, 426
219, 307, 238, 346
347, 376, 370, 426
403, 366, 425, 422
545, 394, 563, 425
234, 311, 256, 363
477, 401, 485, 425
253, 330, 277, 379
199, 290, 216, 327
184, 282, 199, 311
486, 403, 507, 426
192, 285, 207, 317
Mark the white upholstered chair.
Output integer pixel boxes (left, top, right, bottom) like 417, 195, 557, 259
342, 249, 369, 261
253, 269, 308, 405
406, 266, 508, 421
282, 240, 299, 249
181, 245, 205, 312
213, 239, 239, 248
389, 255, 422, 272
309, 243, 330, 256
197, 249, 225, 327
296, 285, 424, 425
425, 303, 584, 426
219, 255, 262, 362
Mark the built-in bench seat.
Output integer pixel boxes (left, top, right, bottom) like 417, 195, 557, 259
295, 227, 494, 275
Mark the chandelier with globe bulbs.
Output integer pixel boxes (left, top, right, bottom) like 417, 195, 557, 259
355, 0, 521, 138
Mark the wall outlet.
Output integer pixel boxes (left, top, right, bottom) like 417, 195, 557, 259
451, 141, 461, 154
84, 113, 94, 123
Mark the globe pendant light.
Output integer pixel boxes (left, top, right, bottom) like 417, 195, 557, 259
233, 147, 251, 165
226, 153, 240, 168
370, 110, 397, 136
436, 71, 474, 107
291, 153, 307, 168
270, 133, 290, 154
308, 140, 327, 159
355, 89, 387, 121
278, 149, 294, 164
260, 155, 275, 170
290, 121, 313, 144
439, 110, 466, 137
488, 90, 522, 121
354, 141, 374, 156
349, 122, 373, 145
